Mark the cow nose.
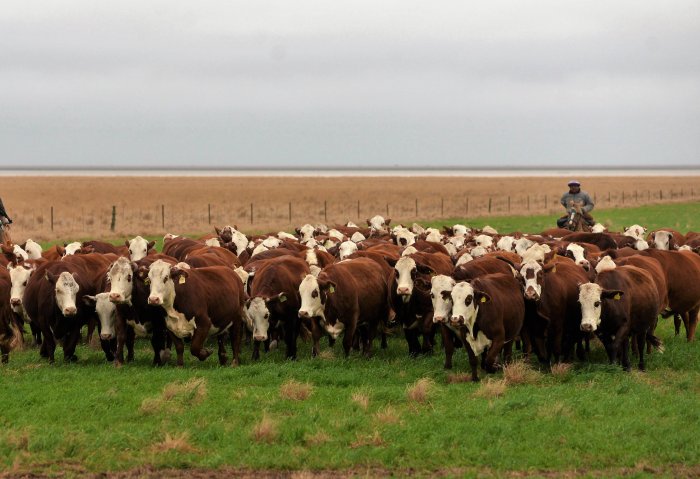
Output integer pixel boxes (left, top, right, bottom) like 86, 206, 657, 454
101, 333, 113, 341
451, 316, 463, 324
254, 335, 267, 342
148, 296, 161, 305
397, 287, 410, 295
433, 315, 446, 324
64, 306, 77, 316
10, 298, 21, 306
109, 292, 123, 303
580, 323, 594, 333
524, 288, 539, 300
298, 310, 310, 318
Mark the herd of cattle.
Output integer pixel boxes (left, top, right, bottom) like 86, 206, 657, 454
1, 215, 699, 380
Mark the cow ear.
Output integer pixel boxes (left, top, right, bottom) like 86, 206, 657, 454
64, 242, 68, 247
244, 298, 252, 308
147, 241, 156, 250
543, 250, 557, 263
137, 265, 149, 279
45, 271, 58, 284
474, 290, 491, 304
366, 219, 371, 227
215, 227, 222, 236
385, 257, 398, 268
57, 245, 65, 256
416, 264, 436, 276
543, 262, 557, 273
124, 240, 130, 247
602, 289, 624, 300
414, 277, 431, 291
82, 295, 96, 306
385, 218, 391, 226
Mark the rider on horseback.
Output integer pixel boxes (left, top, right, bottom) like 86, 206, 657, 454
557, 180, 595, 228
0, 197, 12, 243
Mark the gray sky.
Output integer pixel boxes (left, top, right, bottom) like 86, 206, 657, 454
1, 1, 699, 168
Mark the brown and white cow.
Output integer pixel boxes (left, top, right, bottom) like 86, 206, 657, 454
648, 229, 685, 251
126, 236, 157, 261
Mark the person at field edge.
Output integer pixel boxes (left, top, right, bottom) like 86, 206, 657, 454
557, 180, 595, 228
0, 197, 11, 227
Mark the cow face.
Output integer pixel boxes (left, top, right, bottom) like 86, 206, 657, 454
204, 237, 221, 247
595, 256, 616, 273
474, 234, 494, 249
83, 293, 117, 340
23, 239, 43, 259
430, 275, 455, 324
48, 271, 80, 316
623, 224, 646, 240
297, 224, 316, 241
452, 224, 469, 236
469, 246, 488, 258
107, 257, 136, 304
455, 253, 473, 267
565, 244, 590, 270
246, 297, 271, 341
298, 274, 330, 320
394, 257, 417, 302
519, 261, 544, 301
591, 223, 606, 233
651, 231, 674, 250
634, 239, 649, 251
451, 282, 490, 328
126, 236, 155, 262
425, 228, 443, 243
578, 283, 624, 332
496, 236, 516, 252
216, 225, 235, 244
394, 229, 416, 247
338, 241, 358, 260
448, 235, 467, 250
63, 242, 82, 256
147, 259, 180, 306
514, 237, 535, 257
367, 215, 390, 235
350, 232, 366, 243
11, 245, 29, 261
7, 263, 33, 313
521, 243, 551, 263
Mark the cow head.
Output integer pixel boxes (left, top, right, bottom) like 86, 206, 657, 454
216, 225, 237, 244
83, 293, 117, 340
298, 274, 333, 321
338, 241, 358, 261
430, 275, 455, 324
146, 259, 185, 306
296, 224, 317, 242
46, 270, 80, 317
63, 242, 82, 256
367, 215, 390, 235
394, 229, 416, 247
565, 244, 590, 270
393, 257, 435, 303
595, 256, 616, 273
245, 293, 287, 342
7, 262, 34, 313
451, 282, 490, 328
578, 283, 624, 332
496, 235, 516, 252
107, 257, 137, 304
623, 224, 646, 240
518, 260, 557, 301
650, 231, 677, 250
126, 236, 155, 262
455, 252, 473, 267
591, 223, 606, 233
22, 239, 43, 259
514, 237, 536, 257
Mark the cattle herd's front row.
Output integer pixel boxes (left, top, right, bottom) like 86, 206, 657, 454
1, 216, 700, 380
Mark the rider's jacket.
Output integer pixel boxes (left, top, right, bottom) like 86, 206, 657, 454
560, 191, 595, 213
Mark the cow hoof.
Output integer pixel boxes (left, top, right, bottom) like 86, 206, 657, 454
269, 340, 278, 350
66, 354, 78, 363
160, 349, 172, 363
198, 348, 212, 361
114, 361, 123, 369
231, 359, 240, 368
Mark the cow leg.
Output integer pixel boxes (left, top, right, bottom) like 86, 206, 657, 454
380, 329, 388, 349
285, 317, 299, 360
30, 322, 42, 346
252, 340, 261, 361
636, 332, 646, 371
85, 316, 96, 345
63, 326, 81, 363
686, 307, 699, 341
0, 343, 8, 364
673, 314, 681, 336
465, 343, 480, 382
171, 334, 185, 367
99, 338, 115, 363
229, 319, 242, 367
217, 335, 228, 366
502, 340, 514, 365
114, 317, 127, 366
620, 336, 631, 372
190, 320, 212, 361
404, 328, 421, 357
126, 326, 135, 362
441, 325, 454, 370
612, 323, 632, 368
151, 324, 169, 366
482, 338, 504, 373
342, 316, 358, 358
421, 313, 435, 355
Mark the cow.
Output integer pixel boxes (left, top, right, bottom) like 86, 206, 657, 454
215, 225, 249, 257
367, 215, 391, 235
126, 236, 157, 261
6, 258, 47, 345
299, 258, 390, 358
0, 268, 23, 362
623, 225, 647, 240
428, 274, 464, 370
21, 239, 43, 260
450, 273, 525, 381
145, 260, 246, 366
453, 256, 514, 282
639, 249, 700, 340
82, 240, 129, 256
388, 252, 453, 356
578, 265, 662, 371
648, 229, 685, 250
245, 256, 310, 360
561, 232, 618, 251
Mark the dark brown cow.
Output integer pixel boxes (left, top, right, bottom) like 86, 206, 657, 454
82, 240, 129, 256
561, 232, 619, 251
578, 265, 662, 371
146, 260, 246, 366
639, 249, 700, 340
450, 273, 525, 381
245, 256, 310, 360
299, 258, 390, 357
453, 256, 514, 282
0, 268, 22, 363
186, 245, 241, 268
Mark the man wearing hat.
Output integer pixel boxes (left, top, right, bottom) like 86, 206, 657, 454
557, 180, 595, 228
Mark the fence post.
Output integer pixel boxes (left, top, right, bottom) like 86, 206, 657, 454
51, 206, 54, 232
507, 196, 511, 213
635, 190, 638, 202
161, 205, 165, 229
544, 195, 547, 210
208, 204, 211, 225
466, 197, 469, 216
622, 191, 625, 204
357, 200, 360, 219
324, 201, 327, 222
250, 203, 254, 224
415, 198, 418, 217
608, 191, 611, 203
386, 203, 389, 217
289, 202, 292, 222
110, 205, 116, 232
660, 190, 663, 200
594, 192, 597, 204
488, 197, 492, 213
527, 195, 530, 210
441, 198, 444, 217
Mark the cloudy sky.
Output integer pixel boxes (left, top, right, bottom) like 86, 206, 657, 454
1, 1, 698, 168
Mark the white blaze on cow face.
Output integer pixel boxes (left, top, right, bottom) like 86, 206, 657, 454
309, 265, 322, 277
496, 236, 516, 252
401, 246, 418, 257
395, 229, 416, 247
394, 257, 418, 302
469, 246, 488, 258
55, 272, 80, 316
520, 261, 543, 301
474, 234, 494, 249
591, 223, 606, 233
233, 267, 249, 290
127, 236, 150, 261
107, 257, 135, 304
23, 239, 43, 259
350, 232, 365, 243
455, 253, 474, 267
425, 228, 443, 243
451, 282, 478, 328
338, 241, 358, 260
7, 264, 33, 313
624, 224, 646, 240
595, 256, 616, 273
229, 230, 249, 256
12, 245, 29, 261
651, 231, 673, 250
514, 238, 535, 257
452, 224, 469, 236
444, 243, 458, 259
204, 238, 221, 247
634, 239, 649, 251
251, 243, 269, 258
304, 248, 320, 266
430, 275, 455, 324
298, 274, 325, 320
368, 215, 388, 234
578, 283, 604, 332
262, 237, 282, 249
63, 242, 82, 256
566, 244, 590, 270
246, 297, 272, 341
298, 224, 316, 241
328, 229, 345, 241
86, 293, 117, 340
448, 235, 467, 250
147, 260, 195, 338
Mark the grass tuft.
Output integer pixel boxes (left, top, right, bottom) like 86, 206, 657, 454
350, 431, 385, 449
446, 373, 473, 384
140, 377, 207, 415
280, 380, 314, 401
151, 432, 198, 454
406, 377, 435, 404
304, 430, 331, 446
251, 413, 279, 443
503, 361, 541, 385
375, 406, 400, 425
474, 378, 507, 399
351, 391, 370, 410
550, 362, 573, 380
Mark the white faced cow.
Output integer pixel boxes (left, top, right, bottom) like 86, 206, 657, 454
22, 239, 43, 259
367, 215, 391, 235
126, 236, 156, 262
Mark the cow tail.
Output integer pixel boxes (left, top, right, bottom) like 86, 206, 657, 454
646, 332, 664, 353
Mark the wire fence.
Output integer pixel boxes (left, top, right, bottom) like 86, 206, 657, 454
8, 187, 698, 241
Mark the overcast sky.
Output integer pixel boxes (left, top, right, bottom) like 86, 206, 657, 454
1, 1, 698, 168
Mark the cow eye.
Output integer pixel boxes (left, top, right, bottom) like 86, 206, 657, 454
23, 281, 27, 286
129, 249, 133, 254
311, 289, 318, 298
127, 275, 132, 282
465, 296, 472, 306
164, 277, 168, 282
594, 301, 600, 308
264, 313, 269, 319
430, 292, 434, 298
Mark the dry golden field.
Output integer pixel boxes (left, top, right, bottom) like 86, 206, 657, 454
1, 175, 698, 241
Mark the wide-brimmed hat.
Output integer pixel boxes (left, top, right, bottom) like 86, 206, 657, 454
567, 180, 581, 186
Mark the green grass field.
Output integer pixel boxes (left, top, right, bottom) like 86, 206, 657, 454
2, 202, 700, 478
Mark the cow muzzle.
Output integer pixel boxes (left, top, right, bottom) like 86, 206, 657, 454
63, 306, 77, 316
450, 315, 464, 325
101, 333, 114, 341
254, 334, 267, 342
298, 310, 310, 319
109, 292, 124, 303
580, 323, 595, 333
10, 298, 21, 307
524, 287, 539, 301
148, 296, 162, 305
433, 315, 445, 324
